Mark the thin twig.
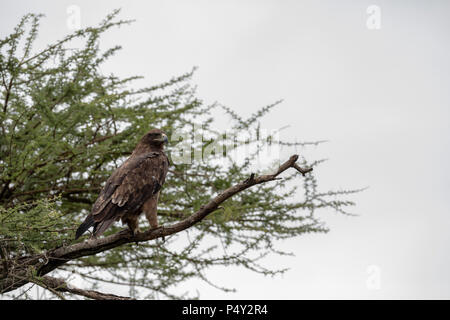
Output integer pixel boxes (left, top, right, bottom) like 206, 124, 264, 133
35, 276, 134, 300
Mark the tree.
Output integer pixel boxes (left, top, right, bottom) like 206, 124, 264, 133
0, 10, 359, 299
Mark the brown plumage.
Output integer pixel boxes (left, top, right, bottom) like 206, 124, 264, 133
75, 129, 169, 239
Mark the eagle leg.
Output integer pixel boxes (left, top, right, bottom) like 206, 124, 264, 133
124, 215, 141, 236
143, 191, 160, 230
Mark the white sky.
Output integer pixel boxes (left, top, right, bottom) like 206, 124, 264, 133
1, 0, 449, 299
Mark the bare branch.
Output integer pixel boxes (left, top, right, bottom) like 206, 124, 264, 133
33, 276, 134, 300
293, 163, 314, 176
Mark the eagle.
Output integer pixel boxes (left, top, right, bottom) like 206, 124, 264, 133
75, 128, 169, 239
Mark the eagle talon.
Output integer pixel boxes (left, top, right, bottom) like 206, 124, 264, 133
129, 227, 141, 237
127, 227, 141, 245
155, 225, 165, 243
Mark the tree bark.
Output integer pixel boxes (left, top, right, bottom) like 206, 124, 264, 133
34, 276, 134, 300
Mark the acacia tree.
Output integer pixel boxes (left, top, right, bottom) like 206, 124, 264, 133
0, 11, 358, 299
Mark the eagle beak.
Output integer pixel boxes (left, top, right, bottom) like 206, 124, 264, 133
157, 133, 168, 144
154, 133, 168, 144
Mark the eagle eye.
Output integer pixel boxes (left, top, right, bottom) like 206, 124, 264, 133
146, 132, 161, 141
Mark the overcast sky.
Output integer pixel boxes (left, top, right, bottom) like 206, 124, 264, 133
1, 0, 449, 299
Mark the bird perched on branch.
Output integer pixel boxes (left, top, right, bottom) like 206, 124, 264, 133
75, 129, 169, 239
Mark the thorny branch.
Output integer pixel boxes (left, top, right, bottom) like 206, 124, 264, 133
0, 154, 312, 298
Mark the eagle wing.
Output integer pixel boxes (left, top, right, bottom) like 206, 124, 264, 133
76, 151, 168, 238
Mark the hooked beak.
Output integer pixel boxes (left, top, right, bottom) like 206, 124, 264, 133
156, 133, 168, 144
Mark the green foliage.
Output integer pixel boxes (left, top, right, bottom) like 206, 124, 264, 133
0, 10, 359, 299
0, 195, 75, 255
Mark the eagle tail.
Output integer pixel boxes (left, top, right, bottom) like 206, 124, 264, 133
93, 218, 116, 237
75, 214, 95, 239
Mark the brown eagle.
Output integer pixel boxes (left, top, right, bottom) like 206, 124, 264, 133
75, 129, 169, 239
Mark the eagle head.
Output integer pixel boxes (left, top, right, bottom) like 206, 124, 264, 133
142, 128, 168, 146
132, 129, 168, 155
